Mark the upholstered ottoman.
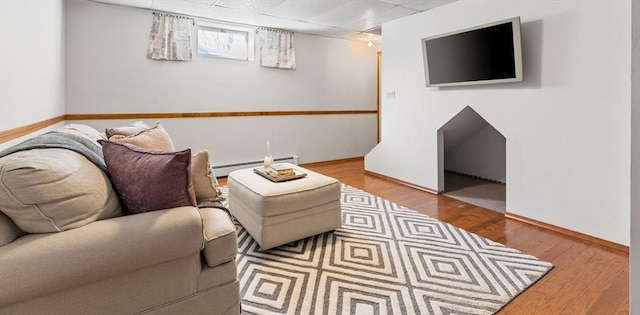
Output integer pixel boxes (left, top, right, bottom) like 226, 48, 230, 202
227, 164, 341, 250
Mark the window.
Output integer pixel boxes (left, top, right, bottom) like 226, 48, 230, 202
197, 22, 254, 61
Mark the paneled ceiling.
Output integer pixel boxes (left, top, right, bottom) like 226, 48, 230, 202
89, 0, 457, 44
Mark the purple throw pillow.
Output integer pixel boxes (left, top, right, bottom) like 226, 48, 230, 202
100, 140, 197, 214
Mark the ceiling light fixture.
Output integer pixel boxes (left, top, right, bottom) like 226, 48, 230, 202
367, 41, 373, 47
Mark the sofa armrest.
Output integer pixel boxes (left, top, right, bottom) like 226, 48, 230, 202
0, 206, 204, 306
199, 207, 237, 268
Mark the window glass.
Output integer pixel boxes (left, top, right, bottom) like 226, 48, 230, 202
197, 23, 254, 61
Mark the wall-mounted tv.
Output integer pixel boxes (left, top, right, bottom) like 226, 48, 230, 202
421, 17, 523, 87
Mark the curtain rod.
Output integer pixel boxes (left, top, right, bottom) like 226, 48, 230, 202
152, 12, 192, 20
257, 27, 294, 34
152, 11, 195, 25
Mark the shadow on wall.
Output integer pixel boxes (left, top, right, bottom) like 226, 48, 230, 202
433, 19, 545, 93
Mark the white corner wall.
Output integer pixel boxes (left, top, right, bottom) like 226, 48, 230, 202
64, 0, 379, 165
0, 0, 65, 148
630, 0, 639, 312
366, 0, 631, 245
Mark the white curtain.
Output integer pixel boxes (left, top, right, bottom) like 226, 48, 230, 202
147, 13, 194, 61
257, 28, 296, 69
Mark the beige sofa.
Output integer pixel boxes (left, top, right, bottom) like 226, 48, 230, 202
0, 124, 241, 314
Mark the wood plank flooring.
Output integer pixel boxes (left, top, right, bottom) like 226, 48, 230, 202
219, 158, 629, 314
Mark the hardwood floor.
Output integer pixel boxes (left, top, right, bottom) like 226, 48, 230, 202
220, 158, 629, 314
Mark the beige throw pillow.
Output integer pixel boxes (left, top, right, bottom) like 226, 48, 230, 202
109, 122, 175, 151
192, 150, 224, 204
105, 121, 150, 139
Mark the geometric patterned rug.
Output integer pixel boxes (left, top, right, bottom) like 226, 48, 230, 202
223, 184, 553, 315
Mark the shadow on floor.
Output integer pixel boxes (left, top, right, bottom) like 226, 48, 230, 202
443, 172, 506, 213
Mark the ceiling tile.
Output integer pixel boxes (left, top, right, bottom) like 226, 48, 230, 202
257, 18, 323, 33
93, 0, 153, 9
265, 1, 350, 21
201, 6, 264, 25
203, 5, 326, 33
345, 17, 377, 32
283, 22, 337, 35
313, 27, 360, 39
343, 5, 418, 31
307, 0, 395, 28
399, 0, 457, 11
344, 32, 381, 44
378, 0, 414, 5
214, 0, 286, 14
378, 5, 419, 23
182, 0, 216, 4
151, 0, 211, 16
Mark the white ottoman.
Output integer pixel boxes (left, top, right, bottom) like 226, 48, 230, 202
227, 164, 341, 250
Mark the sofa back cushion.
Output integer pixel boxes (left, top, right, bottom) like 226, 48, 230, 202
0, 149, 123, 233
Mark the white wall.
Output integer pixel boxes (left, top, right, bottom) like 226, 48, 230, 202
630, 0, 639, 312
366, 0, 631, 245
0, 0, 65, 136
64, 0, 379, 165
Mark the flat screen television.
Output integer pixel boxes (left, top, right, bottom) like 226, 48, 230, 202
421, 17, 523, 87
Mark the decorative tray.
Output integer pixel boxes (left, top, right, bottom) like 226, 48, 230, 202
253, 167, 307, 182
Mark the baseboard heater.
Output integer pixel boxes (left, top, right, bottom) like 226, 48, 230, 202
212, 156, 299, 177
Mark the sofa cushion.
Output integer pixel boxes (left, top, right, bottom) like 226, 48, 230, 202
0, 149, 123, 233
100, 141, 197, 214
108, 122, 175, 151
105, 121, 150, 139
0, 211, 24, 246
192, 150, 224, 205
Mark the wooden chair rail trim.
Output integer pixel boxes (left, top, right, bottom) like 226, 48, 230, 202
65, 110, 377, 120
0, 110, 377, 144
0, 115, 65, 144
364, 168, 629, 254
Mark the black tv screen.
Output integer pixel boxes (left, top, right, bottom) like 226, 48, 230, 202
422, 17, 523, 87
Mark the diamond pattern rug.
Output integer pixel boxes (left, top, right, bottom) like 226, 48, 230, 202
222, 185, 553, 315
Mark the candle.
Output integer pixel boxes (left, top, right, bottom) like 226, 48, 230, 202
264, 140, 273, 169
